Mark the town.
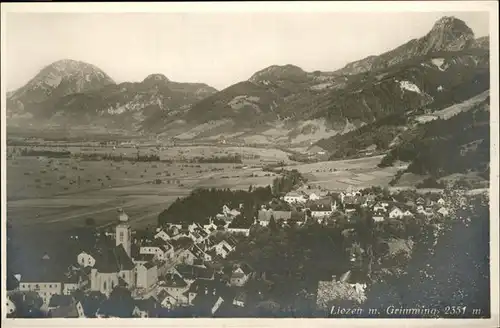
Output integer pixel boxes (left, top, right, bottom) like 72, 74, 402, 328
5, 170, 489, 318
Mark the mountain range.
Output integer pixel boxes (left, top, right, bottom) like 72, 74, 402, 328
7, 16, 490, 151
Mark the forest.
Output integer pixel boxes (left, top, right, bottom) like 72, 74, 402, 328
378, 101, 490, 179
158, 170, 306, 227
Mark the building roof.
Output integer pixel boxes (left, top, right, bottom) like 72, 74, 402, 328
143, 261, 157, 270
186, 279, 229, 296
285, 191, 305, 198
159, 274, 188, 288
234, 262, 254, 276
21, 257, 65, 283
156, 289, 169, 302
258, 210, 292, 222
94, 244, 134, 273
135, 253, 155, 262
189, 244, 207, 259
176, 264, 214, 280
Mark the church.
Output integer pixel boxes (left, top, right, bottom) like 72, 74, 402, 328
88, 209, 136, 296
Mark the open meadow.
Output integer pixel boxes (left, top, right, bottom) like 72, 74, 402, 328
7, 146, 283, 231
284, 155, 407, 190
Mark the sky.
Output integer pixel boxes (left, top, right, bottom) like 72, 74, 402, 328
4, 10, 490, 92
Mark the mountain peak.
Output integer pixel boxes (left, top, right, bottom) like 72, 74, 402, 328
143, 74, 170, 84
424, 16, 475, 52
249, 64, 307, 83
8, 59, 115, 106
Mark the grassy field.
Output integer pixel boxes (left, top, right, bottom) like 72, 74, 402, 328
7, 147, 281, 232
284, 155, 406, 190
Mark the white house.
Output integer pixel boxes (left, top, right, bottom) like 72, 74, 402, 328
227, 228, 250, 237
283, 191, 307, 204
62, 274, 82, 295
403, 210, 414, 218
437, 207, 450, 217
140, 245, 167, 261
308, 201, 334, 219
203, 220, 218, 234
77, 252, 96, 268
437, 198, 446, 206
6, 296, 16, 316
154, 230, 172, 242
136, 262, 158, 290
211, 240, 234, 259
373, 202, 389, 213
178, 248, 199, 265
20, 281, 63, 306
230, 264, 253, 287
157, 275, 189, 307
389, 206, 404, 219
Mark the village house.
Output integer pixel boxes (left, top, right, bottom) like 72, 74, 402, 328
372, 202, 389, 213
232, 290, 247, 308
154, 229, 173, 242
203, 220, 218, 234
283, 191, 308, 204
437, 207, 450, 217
305, 198, 335, 219
62, 274, 84, 295
190, 244, 212, 262
403, 210, 415, 218
6, 296, 16, 316
211, 240, 235, 259
257, 209, 292, 227
372, 210, 386, 222
230, 263, 254, 287
388, 206, 405, 219
174, 264, 215, 284
157, 274, 190, 307
437, 197, 446, 206
185, 279, 229, 312
77, 251, 97, 268
139, 241, 174, 262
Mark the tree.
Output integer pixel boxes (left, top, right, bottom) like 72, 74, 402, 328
106, 287, 135, 317
268, 215, 278, 234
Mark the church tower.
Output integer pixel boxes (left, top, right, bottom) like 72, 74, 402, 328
116, 209, 132, 258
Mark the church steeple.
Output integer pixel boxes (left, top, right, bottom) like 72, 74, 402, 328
116, 208, 132, 258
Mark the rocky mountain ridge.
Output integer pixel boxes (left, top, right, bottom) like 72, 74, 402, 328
6, 16, 490, 149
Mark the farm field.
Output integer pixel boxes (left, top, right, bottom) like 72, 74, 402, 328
284, 155, 408, 190
7, 149, 281, 231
